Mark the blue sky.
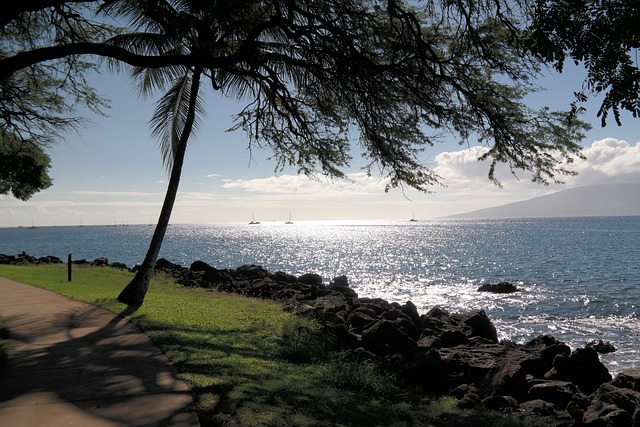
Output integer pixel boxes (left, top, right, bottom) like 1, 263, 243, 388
1, 63, 640, 227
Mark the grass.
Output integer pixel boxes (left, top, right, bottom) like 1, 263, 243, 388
0, 264, 547, 427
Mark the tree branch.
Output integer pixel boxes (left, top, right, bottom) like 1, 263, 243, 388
0, 43, 202, 81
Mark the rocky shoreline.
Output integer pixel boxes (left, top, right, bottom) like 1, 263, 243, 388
2, 252, 639, 426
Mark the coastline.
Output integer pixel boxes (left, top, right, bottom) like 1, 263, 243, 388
2, 253, 640, 425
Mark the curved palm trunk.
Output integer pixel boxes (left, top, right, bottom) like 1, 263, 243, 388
118, 69, 202, 306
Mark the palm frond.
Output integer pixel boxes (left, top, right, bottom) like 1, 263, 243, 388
131, 64, 189, 98
149, 70, 204, 171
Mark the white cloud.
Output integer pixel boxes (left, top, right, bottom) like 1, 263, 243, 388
433, 138, 640, 189
222, 172, 389, 197
566, 138, 640, 185
433, 146, 492, 182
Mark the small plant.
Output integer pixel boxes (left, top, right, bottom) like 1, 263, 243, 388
324, 354, 397, 396
277, 317, 328, 364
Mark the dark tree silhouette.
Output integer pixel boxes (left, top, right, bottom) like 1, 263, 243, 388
6, 1, 628, 304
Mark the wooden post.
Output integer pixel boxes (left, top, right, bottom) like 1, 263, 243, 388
68, 254, 72, 282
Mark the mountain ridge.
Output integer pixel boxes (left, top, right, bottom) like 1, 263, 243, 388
446, 183, 640, 219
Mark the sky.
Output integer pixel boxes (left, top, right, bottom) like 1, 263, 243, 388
1, 63, 640, 227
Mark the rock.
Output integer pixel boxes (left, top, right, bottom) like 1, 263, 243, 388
298, 273, 323, 285
383, 315, 420, 340
487, 361, 528, 400
190, 260, 210, 272
17, 252, 36, 264
154, 258, 184, 276
523, 335, 571, 374
545, 347, 612, 394
312, 294, 349, 314
583, 402, 633, 427
398, 348, 448, 394
361, 319, 418, 357
330, 275, 349, 286
450, 384, 481, 408
323, 323, 359, 350
273, 271, 297, 283
399, 301, 421, 326
477, 281, 520, 293
110, 262, 129, 270
425, 306, 449, 318
527, 380, 590, 409
93, 257, 109, 266
417, 334, 442, 350
589, 382, 640, 417
462, 310, 498, 343
517, 336, 572, 380
179, 270, 203, 287
440, 329, 470, 348
38, 256, 62, 264
586, 339, 617, 353
566, 400, 585, 424
356, 298, 392, 315
482, 395, 520, 411
246, 279, 273, 298
202, 267, 232, 286
439, 344, 504, 389
236, 264, 269, 281
0, 254, 16, 264
520, 399, 560, 417
613, 369, 640, 392
326, 282, 358, 300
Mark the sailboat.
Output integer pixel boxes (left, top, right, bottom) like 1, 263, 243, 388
409, 210, 418, 222
285, 212, 293, 224
249, 212, 260, 225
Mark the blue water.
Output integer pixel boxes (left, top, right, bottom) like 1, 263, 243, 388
1, 217, 639, 374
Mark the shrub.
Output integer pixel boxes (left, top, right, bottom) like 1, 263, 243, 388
277, 317, 328, 363
324, 354, 397, 396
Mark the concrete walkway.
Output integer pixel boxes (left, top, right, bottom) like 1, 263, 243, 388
0, 277, 200, 427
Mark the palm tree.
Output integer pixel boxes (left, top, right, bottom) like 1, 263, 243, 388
107, 0, 304, 305
105, 0, 219, 305
117, 66, 203, 304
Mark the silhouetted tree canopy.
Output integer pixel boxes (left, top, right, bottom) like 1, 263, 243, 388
527, 0, 640, 126
6, 0, 639, 304
0, 135, 52, 200
2, 0, 600, 193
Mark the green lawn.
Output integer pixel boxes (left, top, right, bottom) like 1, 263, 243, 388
0, 264, 544, 427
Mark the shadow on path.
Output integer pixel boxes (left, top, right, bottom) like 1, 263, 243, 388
0, 277, 200, 427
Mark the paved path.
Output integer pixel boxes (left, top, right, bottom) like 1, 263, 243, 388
0, 277, 200, 427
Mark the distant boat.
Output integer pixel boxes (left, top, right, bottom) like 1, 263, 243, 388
409, 210, 418, 222
285, 212, 293, 224
249, 213, 260, 225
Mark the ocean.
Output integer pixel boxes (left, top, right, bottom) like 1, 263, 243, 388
1, 216, 639, 374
